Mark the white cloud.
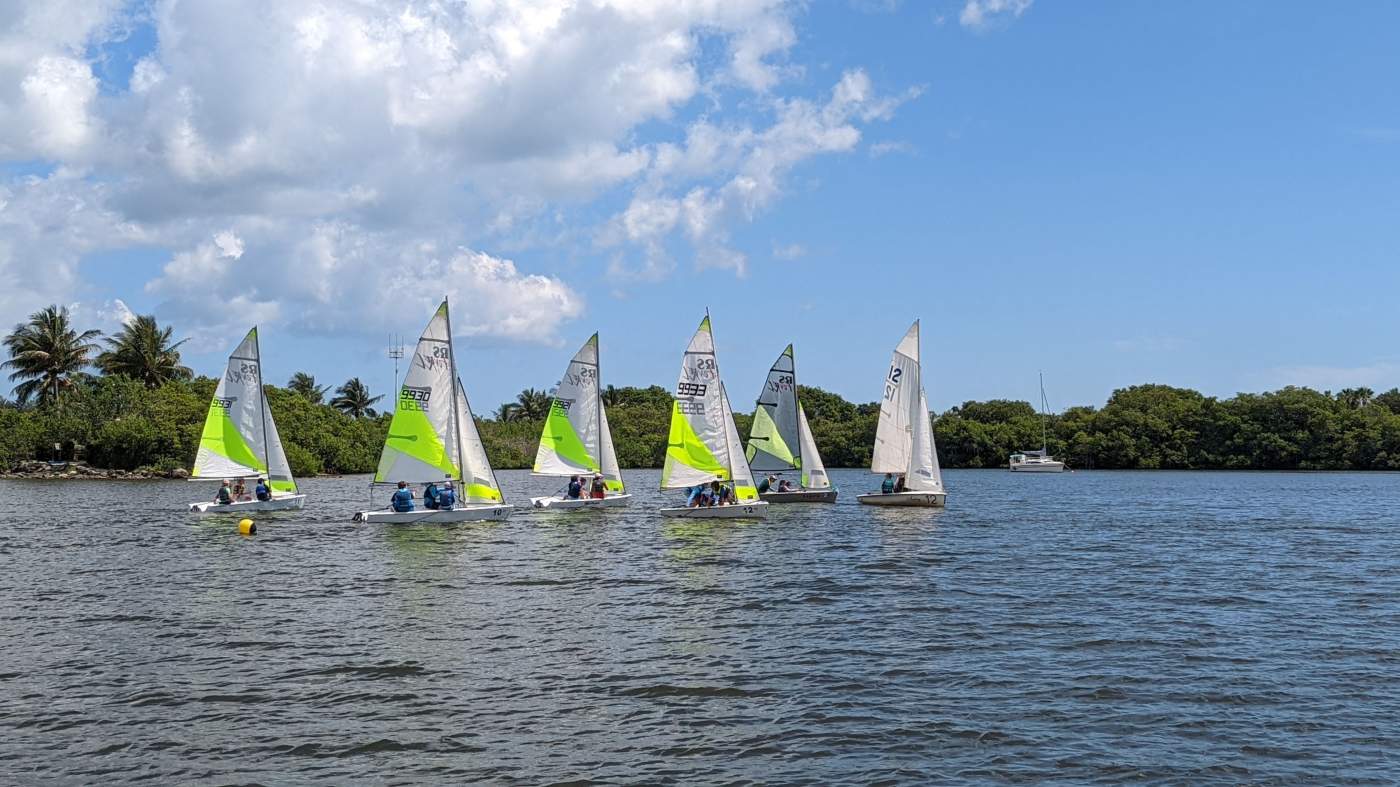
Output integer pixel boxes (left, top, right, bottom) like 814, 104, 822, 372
869, 140, 916, 157
960, 0, 1033, 30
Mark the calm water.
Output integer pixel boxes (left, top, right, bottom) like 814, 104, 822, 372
1, 469, 1398, 784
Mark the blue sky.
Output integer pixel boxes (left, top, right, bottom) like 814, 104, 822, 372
2, 0, 1398, 413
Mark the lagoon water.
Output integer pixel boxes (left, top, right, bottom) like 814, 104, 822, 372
1, 469, 1398, 784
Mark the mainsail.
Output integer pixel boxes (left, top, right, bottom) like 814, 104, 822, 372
871, 320, 943, 493
660, 315, 758, 500
745, 344, 831, 490
192, 327, 296, 493
532, 333, 624, 492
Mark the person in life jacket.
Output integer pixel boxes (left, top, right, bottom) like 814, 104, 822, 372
391, 481, 415, 512
423, 482, 440, 510
215, 480, 233, 505
255, 478, 271, 501
590, 474, 606, 499
438, 482, 457, 511
566, 475, 582, 499
881, 473, 895, 494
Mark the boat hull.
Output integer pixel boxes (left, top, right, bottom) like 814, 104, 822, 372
759, 489, 838, 504
531, 494, 633, 510
1010, 462, 1065, 473
658, 501, 769, 518
352, 505, 514, 523
189, 495, 307, 514
856, 491, 946, 507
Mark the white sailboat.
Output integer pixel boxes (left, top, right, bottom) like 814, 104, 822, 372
745, 344, 836, 503
1010, 372, 1067, 472
188, 327, 306, 513
352, 300, 511, 523
658, 315, 768, 518
530, 333, 632, 509
856, 320, 947, 507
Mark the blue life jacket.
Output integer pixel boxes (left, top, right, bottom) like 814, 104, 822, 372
423, 484, 440, 510
255, 483, 270, 501
391, 488, 415, 512
438, 488, 457, 510
567, 480, 582, 499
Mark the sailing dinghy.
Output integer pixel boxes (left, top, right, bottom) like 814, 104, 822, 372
658, 315, 768, 518
352, 300, 511, 523
856, 320, 947, 507
530, 333, 631, 509
745, 344, 836, 503
188, 327, 306, 513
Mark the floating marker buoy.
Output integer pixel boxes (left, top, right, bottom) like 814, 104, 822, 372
238, 518, 256, 536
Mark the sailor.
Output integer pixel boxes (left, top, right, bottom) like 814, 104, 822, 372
893, 474, 906, 493
566, 475, 583, 499
687, 484, 706, 507
590, 474, 606, 499
881, 473, 895, 494
215, 480, 234, 505
232, 479, 248, 501
438, 482, 457, 511
757, 474, 776, 494
254, 478, 271, 501
423, 482, 441, 510
709, 479, 723, 507
391, 481, 415, 512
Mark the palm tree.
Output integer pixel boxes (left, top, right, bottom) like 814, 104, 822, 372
602, 384, 622, 408
95, 314, 191, 388
493, 402, 521, 422
288, 372, 330, 403
515, 387, 552, 420
2, 305, 101, 407
1336, 387, 1375, 410
332, 377, 383, 418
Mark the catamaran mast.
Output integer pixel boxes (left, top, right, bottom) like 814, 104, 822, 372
442, 298, 466, 486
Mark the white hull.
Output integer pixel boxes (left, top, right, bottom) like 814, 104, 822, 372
658, 501, 769, 518
531, 494, 633, 509
189, 495, 307, 513
352, 504, 513, 524
856, 491, 946, 507
759, 489, 838, 504
1010, 461, 1065, 473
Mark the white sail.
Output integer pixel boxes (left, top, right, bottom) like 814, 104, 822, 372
871, 321, 921, 475
720, 383, 760, 500
453, 377, 504, 503
746, 344, 801, 473
598, 405, 624, 493
533, 333, 603, 478
907, 389, 943, 492
661, 315, 740, 490
193, 328, 272, 480
374, 302, 461, 484
261, 394, 297, 493
796, 405, 830, 490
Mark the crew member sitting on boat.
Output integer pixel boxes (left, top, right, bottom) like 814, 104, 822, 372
391, 481, 415, 512
255, 478, 271, 501
758, 474, 776, 494
777, 479, 795, 492
687, 484, 708, 507
893, 474, 906, 493
232, 479, 248, 501
438, 482, 456, 511
423, 482, 440, 510
566, 475, 583, 499
718, 482, 734, 505
881, 473, 895, 494
215, 480, 234, 505
590, 475, 606, 499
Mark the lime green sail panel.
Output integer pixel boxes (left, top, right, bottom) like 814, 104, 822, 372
746, 405, 795, 468
192, 327, 269, 479
375, 403, 458, 482
536, 399, 598, 472
662, 400, 727, 487
193, 405, 265, 477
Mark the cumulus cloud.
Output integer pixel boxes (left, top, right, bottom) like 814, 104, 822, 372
960, 0, 1034, 30
0, 0, 906, 343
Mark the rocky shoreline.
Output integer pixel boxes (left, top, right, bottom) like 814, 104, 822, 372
1, 461, 191, 480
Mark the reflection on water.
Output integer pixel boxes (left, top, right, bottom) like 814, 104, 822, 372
2, 468, 1398, 784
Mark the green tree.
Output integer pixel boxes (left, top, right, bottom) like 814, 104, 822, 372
492, 402, 521, 422
287, 372, 330, 404
514, 387, 552, 420
331, 377, 383, 418
2, 305, 101, 407
95, 314, 191, 388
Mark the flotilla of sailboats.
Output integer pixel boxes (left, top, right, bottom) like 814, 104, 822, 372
182, 306, 1074, 522
530, 333, 631, 509
188, 327, 306, 513
745, 344, 836, 503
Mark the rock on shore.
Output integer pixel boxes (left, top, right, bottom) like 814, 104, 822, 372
1, 461, 188, 480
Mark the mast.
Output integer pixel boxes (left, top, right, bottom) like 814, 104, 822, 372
255, 326, 271, 479
912, 319, 921, 477
789, 344, 803, 472
442, 298, 466, 485
593, 332, 603, 474
708, 308, 736, 482
1039, 371, 1048, 454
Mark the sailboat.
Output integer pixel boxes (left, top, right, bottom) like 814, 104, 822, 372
530, 333, 631, 509
188, 327, 306, 513
856, 320, 947, 507
352, 300, 511, 523
745, 344, 836, 503
658, 315, 768, 518
1010, 372, 1067, 472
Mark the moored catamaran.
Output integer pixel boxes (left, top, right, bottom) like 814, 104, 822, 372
856, 320, 946, 507
658, 314, 768, 518
188, 327, 305, 513
530, 333, 631, 509
353, 300, 510, 523
745, 344, 836, 503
